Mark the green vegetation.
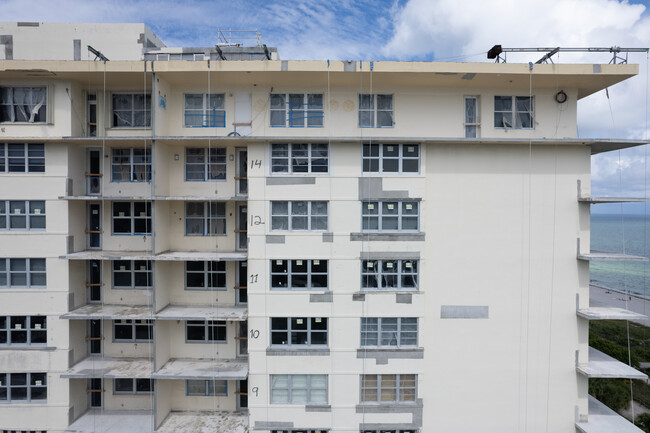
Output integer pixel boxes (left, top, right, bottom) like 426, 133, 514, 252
589, 378, 630, 412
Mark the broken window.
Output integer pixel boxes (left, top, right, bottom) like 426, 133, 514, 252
112, 94, 151, 128
0, 87, 47, 123
111, 148, 151, 182
359, 94, 393, 128
185, 202, 226, 236
361, 259, 418, 290
271, 143, 328, 173
271, 317, 328, 346
362, 144, 419, 173
494, 95, 533, 129
465, 96, 479, 138
185, 147, 226, 180
271, 259, 328, 290
360, 318, 418, 347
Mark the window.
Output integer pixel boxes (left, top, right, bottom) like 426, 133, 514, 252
0, 258, 46, 288
362, 201, 419, 232
362, 144, 419, 173
184, 94, 225, 127
113, 320, 153, 342
465, 96, 479, 138
0, 316, 46, 345
111, 149, 151, 182
114, 378, 154, 394
112, 202, 152, 235
186, 379, 227, 396
113, 261, 152, 289
359, 94, 393, 128
185, 202, 226, 236
185, 148, 226, 181
0, 87, 47, 123
0, 200, 45, 230
271, 201, 328, 231
494, 96, 533, 129
273, 431, 328, 433
186, 320, 226, 343
112, 94, 151, 127
360, 374, 416, 404
271, 259, 328, 290
271, 144, 328, 174
271, 317, 328, 346
0, 143, 45, 173
361, 259, 418, 290
0, 373, 47, 402
270, 93, 323, 127
270, 375, 327, 404
362, 430, 416, 433
360, 318, 417, 347
185, 261, 226, 290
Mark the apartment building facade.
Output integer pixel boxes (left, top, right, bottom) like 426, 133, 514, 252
0, 22, 648, 433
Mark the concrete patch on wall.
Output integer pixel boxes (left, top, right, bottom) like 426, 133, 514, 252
353, 293, 366, 302
343, 60, 356, 72
350, 233, 425, 242
360, 251, 420, 260
357, 399, 423, 429
310, 292, 333, 303
281, 60, 288, 71
73, 39, 81, 61
396, 293, 412, 304
267, 348, 330, 356
266, 235, 285, 244
0, 35, 13, 60
253, 421, 294, 430
440, 305, 489, 319
322, 232, 334, 243
266, 177, 315, 185
357, 348, 424, 365
358, 178, 410, 200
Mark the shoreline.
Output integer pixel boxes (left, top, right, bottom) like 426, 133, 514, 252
590, 284, 650, 325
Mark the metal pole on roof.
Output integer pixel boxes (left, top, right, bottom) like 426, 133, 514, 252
487, 45, 649, 64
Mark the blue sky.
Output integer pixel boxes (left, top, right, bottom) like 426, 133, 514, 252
2, 0, 650, 211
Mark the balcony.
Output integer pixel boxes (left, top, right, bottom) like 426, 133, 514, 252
65, 409, 154, 433
156, 411, 248, 433
62, 356, 153, 379
576, 396, 644, 433
577, 347, 647, 379
153, 358, 248, 380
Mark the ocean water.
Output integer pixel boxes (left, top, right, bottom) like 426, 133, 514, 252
591, 214, 650, 297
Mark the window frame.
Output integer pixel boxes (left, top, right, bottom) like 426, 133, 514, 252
0, 372, 47, 403
112, 260, 153, 290
113, 319, 153, 342
113, 378, 154, 394
185, 202, 227, 236
185, 147, 227, 181
186, 379, 227, 396
359, 94, 394, 128
0, 315, 47, 346
361, 259, 418, 291
270, 317, 328, 347
362, 430, 417, 433
185, 320, 227, 343
464, 96, 480, 138
184, 93, 226, 128
0, 143, 45, 173
494, 95, 534, 129
360, 317, 418, 347
0, 200, 46, 231
0, 86, 47, 124
271, 143, 329, 174
360, 374, 417, 404
362, 143, 419, 174
361, 201, 419, 232
270, 93, 324, 128
270, 259, 328, 291
112, 201, 152, 235
270, 201, 328, 232
111, 93, 151, 128
185, 261, 227, 291
270, 374, 328, 404
111, 148, 152, 182
0, 258, 46, 288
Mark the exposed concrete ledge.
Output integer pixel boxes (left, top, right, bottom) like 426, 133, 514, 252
266, 235, 285, 244
440, 305, 489, 319
266, 348, 330, 356
253, 421, 294, 430
266, 176, 316, 185
357, 348, 424, 365
310, 292, 333, 303
360, 251, 420, 260
353, 293, 366, 302
359, 177, 410, 200
396, 293, 412, 304
305, 404, 331, 412
322, 232, 334, 243
350, 233, 425, 242
357, 399, 424, 429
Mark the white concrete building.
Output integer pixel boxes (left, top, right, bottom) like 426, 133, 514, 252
0, 22, 647, 433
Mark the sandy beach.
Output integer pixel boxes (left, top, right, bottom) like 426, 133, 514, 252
590, 284, 650, 326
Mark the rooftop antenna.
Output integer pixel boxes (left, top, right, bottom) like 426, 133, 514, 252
87, 45, 109, 62
487, 45, 649, 64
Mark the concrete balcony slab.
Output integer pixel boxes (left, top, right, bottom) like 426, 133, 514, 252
577, 347, 647, 379
156, 411, 248, 433
65, 410, 154, 433
577, 307, 648, 321
62, 356, 153, 379
156, 304, 247, 321
153, 358, 248, 380
61, 304, 153, 320
576, 396, 644, 433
